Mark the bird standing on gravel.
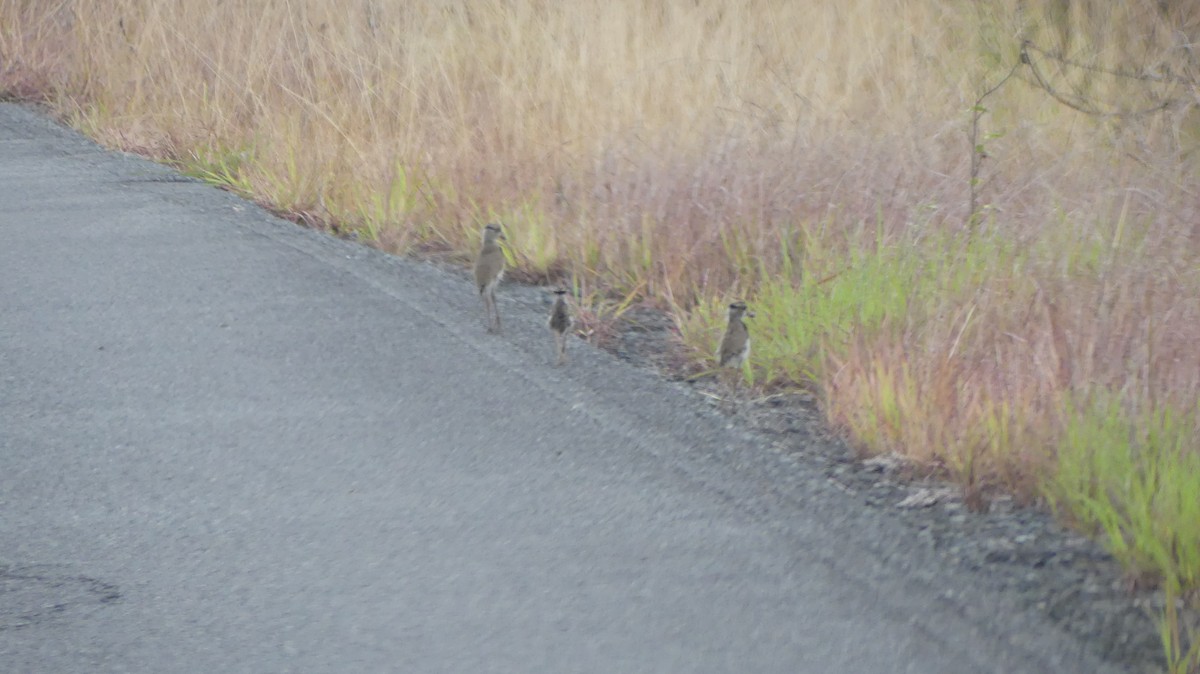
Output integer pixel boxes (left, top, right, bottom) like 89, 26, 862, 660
717, 301, 753, 399
548, 288, 573, 366
474, 223, 506, 333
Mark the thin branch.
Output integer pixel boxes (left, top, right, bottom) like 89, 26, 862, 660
966, 57, 1023, 231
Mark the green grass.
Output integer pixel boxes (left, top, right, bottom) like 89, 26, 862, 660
180, 143, 256, 195
680, 222, 1024, 388
346, 161, 433, 246
1047, 394, 1200, 672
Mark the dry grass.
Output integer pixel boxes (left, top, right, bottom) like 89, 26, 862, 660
3, 0, 1200, 665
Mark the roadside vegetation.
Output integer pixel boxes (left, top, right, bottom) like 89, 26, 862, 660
2, 0, 1197, 668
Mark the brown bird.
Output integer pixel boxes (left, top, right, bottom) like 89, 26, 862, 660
473, 223, 506, 333
548, 288, 573, 366
717, 300, 753, 401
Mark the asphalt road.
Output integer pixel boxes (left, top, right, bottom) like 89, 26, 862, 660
0, 102, 1122, 673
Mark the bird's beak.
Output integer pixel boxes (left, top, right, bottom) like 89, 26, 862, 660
747, 311, 756, 318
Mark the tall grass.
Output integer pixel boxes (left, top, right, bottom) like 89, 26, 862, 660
1048, 395, 1200, 673
3, 0, 1199, 666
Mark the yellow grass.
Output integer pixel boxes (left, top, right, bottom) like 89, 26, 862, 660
3, 0, 1200, 664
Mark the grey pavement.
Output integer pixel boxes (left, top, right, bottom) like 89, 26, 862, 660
0, 102, 1120, 673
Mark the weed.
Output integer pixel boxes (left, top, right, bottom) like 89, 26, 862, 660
1047, 394, 1200, 672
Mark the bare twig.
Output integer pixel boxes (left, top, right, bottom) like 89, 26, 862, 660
966, 56, 1022, 232
1021, 41, 1174, 118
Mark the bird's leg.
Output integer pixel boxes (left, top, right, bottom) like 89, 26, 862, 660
491, 288, 502, 334
729, 369, 742, 414
715, 369, 732, 413
555, 333, 567, 366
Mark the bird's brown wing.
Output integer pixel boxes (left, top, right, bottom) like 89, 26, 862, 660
717, 325, 745, 366
549, 302, 572, 332
474, 249, 503, 291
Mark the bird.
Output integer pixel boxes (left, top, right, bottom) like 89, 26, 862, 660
473, 223, 506, 333
547, 288, 573, 366
717, 300, 753, 401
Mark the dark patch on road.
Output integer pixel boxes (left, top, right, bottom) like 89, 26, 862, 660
0, 564, 120, 631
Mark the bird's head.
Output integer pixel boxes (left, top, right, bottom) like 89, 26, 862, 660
728, 301, 753, 319
482, 223, 506, 243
